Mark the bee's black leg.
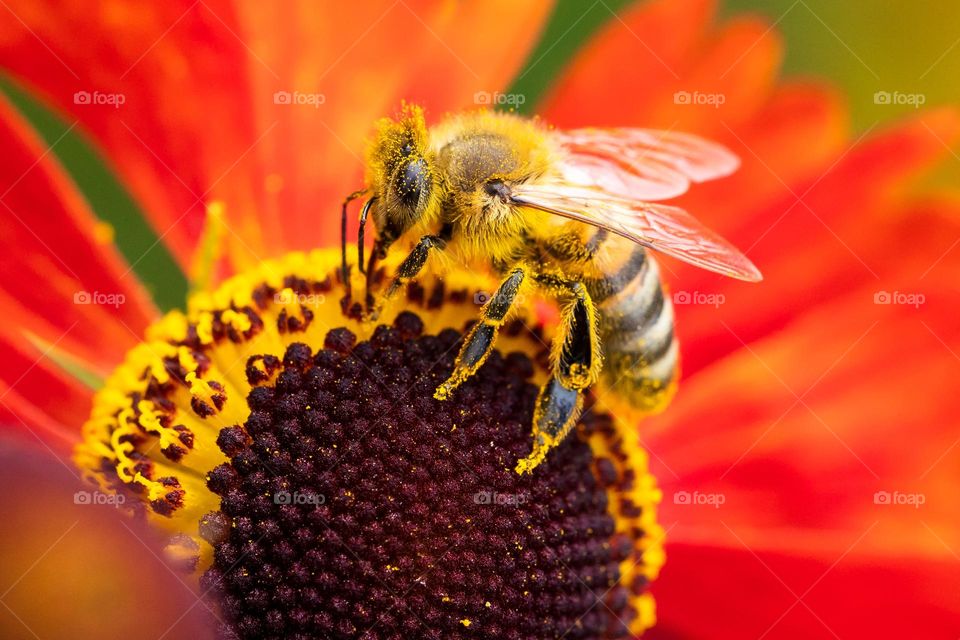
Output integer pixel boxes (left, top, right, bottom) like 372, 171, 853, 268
369, 234, 445, 320
516, 277, 600, 475
364, 241, 381, 312
340, 189, 367, 287
434, 266, 527, 400
356, 197, 376, 276
515, 377, 584, 475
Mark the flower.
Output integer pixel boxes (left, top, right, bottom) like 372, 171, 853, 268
1, 1, 958, 639
71, 252, 665, 637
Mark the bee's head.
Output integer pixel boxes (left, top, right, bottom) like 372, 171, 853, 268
365, 104, 440, 253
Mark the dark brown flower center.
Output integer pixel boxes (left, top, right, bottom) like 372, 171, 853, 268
200, 311, 639, 640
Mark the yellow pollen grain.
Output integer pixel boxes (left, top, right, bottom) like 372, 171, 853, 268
186, 372, 218, 406
177, 346, 199, 372
221, 308, 253, 333
195, 313, 215, 344
136, 400, 178, 448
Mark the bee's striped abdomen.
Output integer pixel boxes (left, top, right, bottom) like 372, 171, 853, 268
586, 244, 678, 413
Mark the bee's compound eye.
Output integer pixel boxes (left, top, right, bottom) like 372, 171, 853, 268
400, 142, 414, 156
397, 158, 429, 207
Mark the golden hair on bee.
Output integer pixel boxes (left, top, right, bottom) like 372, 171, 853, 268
427, 109, 555, 258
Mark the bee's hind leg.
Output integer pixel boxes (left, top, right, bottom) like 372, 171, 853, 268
515, 278, 601, 475
515, 378, 584, 475
435, 266, 527, 400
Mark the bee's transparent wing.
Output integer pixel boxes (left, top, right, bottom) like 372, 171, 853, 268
555, 128, 740, 201
511, 182, 762, 282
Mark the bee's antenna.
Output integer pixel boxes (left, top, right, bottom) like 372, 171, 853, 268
357, 197, 376, 275
340, 189, 367, 286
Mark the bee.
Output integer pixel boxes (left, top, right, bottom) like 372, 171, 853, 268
341, 104, 761, 474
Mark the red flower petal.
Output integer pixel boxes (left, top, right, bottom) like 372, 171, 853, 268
0, 95, 158, 343
0, 379, 78, 452
633, 15, 784, 136
0, 0, 553, 267
646, 271, 960, 551
0, 334, 89, 450
0, 93, 158, 444
542, 0, 783, 135
643, 256, 960, 634
0, 0, 259, 265
670, 81, 848, 239
670, 109, 960, 375
542, 0, 717, 126
650, 543, 960, 639
230, 0, 553, 259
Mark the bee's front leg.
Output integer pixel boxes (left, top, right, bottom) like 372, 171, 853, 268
367, 234, 445, 321
434, 266, 528, 400
515, 278, 601, 475
339, 188, 368, 287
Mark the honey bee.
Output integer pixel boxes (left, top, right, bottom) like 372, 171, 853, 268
341, 104, 761, 474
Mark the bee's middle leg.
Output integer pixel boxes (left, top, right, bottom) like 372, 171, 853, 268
368, 234, 445, 320
516, 277, 601, 475
434, 266, 527, 400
